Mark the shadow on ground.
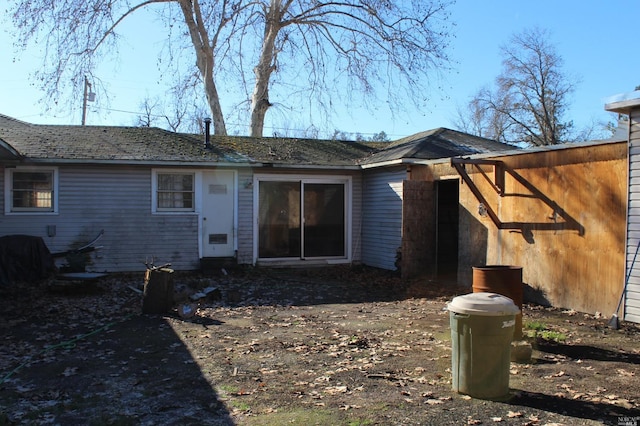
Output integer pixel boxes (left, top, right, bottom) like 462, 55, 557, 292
535, 341, 640, 364
511, 389, 640, 423
0, 278, 234, 425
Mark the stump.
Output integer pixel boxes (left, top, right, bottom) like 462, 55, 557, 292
142, 268, 174, 314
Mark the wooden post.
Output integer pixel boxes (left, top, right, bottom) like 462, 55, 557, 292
142, 267, 175, 314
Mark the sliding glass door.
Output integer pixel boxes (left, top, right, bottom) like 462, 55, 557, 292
258, 181, 301, 258
303, 183, 345, 257
258, 178, 347, 260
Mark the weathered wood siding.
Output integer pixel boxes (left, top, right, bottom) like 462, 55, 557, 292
362, 167, 406, 270
455, 142, 627, 316
626, 110, 640, 323
401, 180, 436, 279
0, 165, 200, 272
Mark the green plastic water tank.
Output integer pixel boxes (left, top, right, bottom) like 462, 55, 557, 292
448, 292, 520, 400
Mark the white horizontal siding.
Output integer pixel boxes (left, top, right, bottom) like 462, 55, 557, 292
236, 168, 254, 264
351, 172, 363, 264
1, 166, 199, 272
361, 167, 405, 271
626, 109, 640, 322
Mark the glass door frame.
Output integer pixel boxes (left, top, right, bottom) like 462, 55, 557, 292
253, 174, 352, 264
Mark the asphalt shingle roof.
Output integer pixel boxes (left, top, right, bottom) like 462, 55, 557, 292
0, 115, 516, 167
0, 115, 375, 166
359, 128, 516, 164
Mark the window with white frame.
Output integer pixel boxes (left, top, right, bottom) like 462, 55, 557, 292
6, 168, 57, 213
155, 172, 195, 211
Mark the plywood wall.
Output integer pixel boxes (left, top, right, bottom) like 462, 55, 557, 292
409, 141, 628, 315
458, 142, 627, 314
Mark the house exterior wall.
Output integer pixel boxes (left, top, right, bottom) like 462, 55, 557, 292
626, 110, 640, 323
0, 165, 200, 272
352, 172, 363, 263
236, 168, 255, 264
1, 164, 364, 273
453, 142, 627, 316
361, 167, 406, 270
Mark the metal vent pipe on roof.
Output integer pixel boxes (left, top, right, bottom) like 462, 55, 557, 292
204, 118, 211, 149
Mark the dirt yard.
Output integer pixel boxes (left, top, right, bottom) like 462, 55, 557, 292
1, 266, 639, 426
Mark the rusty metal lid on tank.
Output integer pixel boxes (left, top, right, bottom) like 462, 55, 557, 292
447, 292, 520, 316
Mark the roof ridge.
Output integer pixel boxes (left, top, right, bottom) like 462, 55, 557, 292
0, 114, 34, 127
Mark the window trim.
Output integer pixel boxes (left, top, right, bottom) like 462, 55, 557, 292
151, 169, 201, 214
4, 166, 59, 215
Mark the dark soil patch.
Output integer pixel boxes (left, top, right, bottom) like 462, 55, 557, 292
1, 266, 639, 425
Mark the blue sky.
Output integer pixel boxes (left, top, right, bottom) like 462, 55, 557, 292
0, 1, 637, 139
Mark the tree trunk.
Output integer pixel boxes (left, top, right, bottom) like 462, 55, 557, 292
204, 75, 227, 136
250, 0, 282, 137
178, 0, 227, 136
142, 268, 175, 314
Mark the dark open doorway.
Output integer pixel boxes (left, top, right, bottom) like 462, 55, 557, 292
436, 179, 459, 281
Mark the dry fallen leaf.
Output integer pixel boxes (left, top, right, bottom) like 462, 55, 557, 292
507, 411, 523, 418
339, 404, 361, 410
62, 367, 78, 377
491, 417, 503, 422
617, 368, 635, 377
324, 385, 348, 395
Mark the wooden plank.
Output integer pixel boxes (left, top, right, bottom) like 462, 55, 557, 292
456, 142, 627, 316
401, 179, 435, 278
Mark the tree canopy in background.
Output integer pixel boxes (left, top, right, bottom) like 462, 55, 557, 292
455, 28, 577, 146
8, 0, 454, 137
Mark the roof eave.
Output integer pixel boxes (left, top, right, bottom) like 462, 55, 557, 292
263, 163, 361, 171
8, 158, 258, 168
4, 158, 362, 170
605, 90, 640, 114
0, 138, 23, 160
359, 159, 406, 169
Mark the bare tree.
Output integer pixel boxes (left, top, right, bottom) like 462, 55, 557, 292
453, 88, 511, 142
459, 28, 575, 146
8, 0, 453, 137
134, 90, 210, 134
135, 96, 185, 132
136, 97, 161, 128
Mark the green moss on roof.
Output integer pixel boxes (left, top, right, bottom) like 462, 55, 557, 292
0, 115, 515, 167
